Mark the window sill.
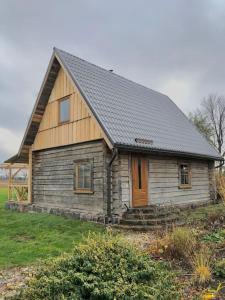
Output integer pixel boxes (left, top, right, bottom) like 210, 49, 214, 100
74, 189, 94, 194
178, 185, 192, 189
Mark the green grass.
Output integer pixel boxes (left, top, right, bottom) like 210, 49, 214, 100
182, 202, 225, 225
0, 188, 103, 268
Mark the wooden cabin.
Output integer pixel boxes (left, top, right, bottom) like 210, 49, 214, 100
6, 48, 222, 226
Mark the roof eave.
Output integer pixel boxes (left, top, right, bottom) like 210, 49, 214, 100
4, 154, 28, 164
114, 143, 222, 161
18, 51, 58, 157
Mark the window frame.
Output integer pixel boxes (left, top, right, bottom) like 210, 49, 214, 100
178, 162, 192, 189
74, 159, 94, 194
58, 97, 70, 125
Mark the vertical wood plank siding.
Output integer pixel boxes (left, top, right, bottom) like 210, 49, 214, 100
32, 140, 107, 215
33, 67, 104, 151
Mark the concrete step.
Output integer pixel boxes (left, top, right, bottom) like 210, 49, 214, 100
112, 224, 164, 231
118, 205, 183, 231
112, 220, 185, 232
126, 206, 181, 215
120, 215, 179, 226
123, 211, 175, 219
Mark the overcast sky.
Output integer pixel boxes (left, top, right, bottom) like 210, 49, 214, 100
0, 0, 225, 162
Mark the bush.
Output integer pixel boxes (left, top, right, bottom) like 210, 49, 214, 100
12, 233, 180, 300
202, 229, 225, 244
215, 259, 225, 278
167, 227, 197, 259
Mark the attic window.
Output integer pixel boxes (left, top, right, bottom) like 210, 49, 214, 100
179, 163, 191, 189
59, 98, 70, 124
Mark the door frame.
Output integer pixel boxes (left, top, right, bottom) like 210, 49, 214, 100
131, 154, 149, 208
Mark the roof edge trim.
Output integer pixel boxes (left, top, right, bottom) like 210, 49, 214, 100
18, 51, 57, 156
114, 143, 222, 161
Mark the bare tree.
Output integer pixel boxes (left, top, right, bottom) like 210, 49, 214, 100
202, 94, 225, 156
188, 109, 214, 145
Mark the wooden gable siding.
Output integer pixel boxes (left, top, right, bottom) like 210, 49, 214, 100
33, 67, 104, 151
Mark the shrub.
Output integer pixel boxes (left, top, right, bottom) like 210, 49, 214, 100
202, 229, 225, 244
12, 233, 180, 300
167, 227, 197, 259
192, 245, 212, 285
215, 258, 225, 278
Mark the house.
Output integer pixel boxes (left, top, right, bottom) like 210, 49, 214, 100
6, 48, 222, 224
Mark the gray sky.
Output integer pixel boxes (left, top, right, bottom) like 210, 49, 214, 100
1, 0, 225, 162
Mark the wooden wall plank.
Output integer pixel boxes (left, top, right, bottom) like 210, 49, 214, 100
33, 67, 105, 151
148, 158, 211, 205
32, 140, 106, 214
112, 154, 213, 208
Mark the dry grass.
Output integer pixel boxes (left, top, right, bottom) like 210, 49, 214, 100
167, 227, 197, 259
122, 231, 157, 250
216, 174, 225, 203
191, 245, 212, 285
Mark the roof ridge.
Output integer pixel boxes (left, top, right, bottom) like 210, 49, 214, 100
54, 47, 168, 98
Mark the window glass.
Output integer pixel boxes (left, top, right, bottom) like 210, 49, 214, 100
138, 158, 142, 189
179, 164, 190, 186
76, 162, 92, 190
59, 98, 70, 123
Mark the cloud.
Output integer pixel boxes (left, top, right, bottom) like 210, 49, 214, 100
1, 0, 225, 160
0, 127, 23, 162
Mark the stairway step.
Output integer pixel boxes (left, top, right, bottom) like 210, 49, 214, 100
123, 211, 174, 219
112, 224, 164, 231
112, 220, 186, 232
126, 207, 181, 214
120, 215, 179, 226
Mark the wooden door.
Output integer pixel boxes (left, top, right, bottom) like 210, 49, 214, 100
132, 156, 148, 207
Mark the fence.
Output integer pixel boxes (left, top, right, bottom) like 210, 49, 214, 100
0, 163, 29, 201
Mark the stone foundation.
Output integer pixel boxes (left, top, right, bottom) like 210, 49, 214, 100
5, 201, 120, 224
5, 198, 219, 229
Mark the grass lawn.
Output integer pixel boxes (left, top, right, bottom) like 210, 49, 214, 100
0, 188, 103, 269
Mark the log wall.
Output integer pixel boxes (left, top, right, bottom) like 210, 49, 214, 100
32, 140, 107, 216
32, 144, 216, 218
111, 153, 215, 213
148, 158, 213, 205
110, 154, 131, 215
